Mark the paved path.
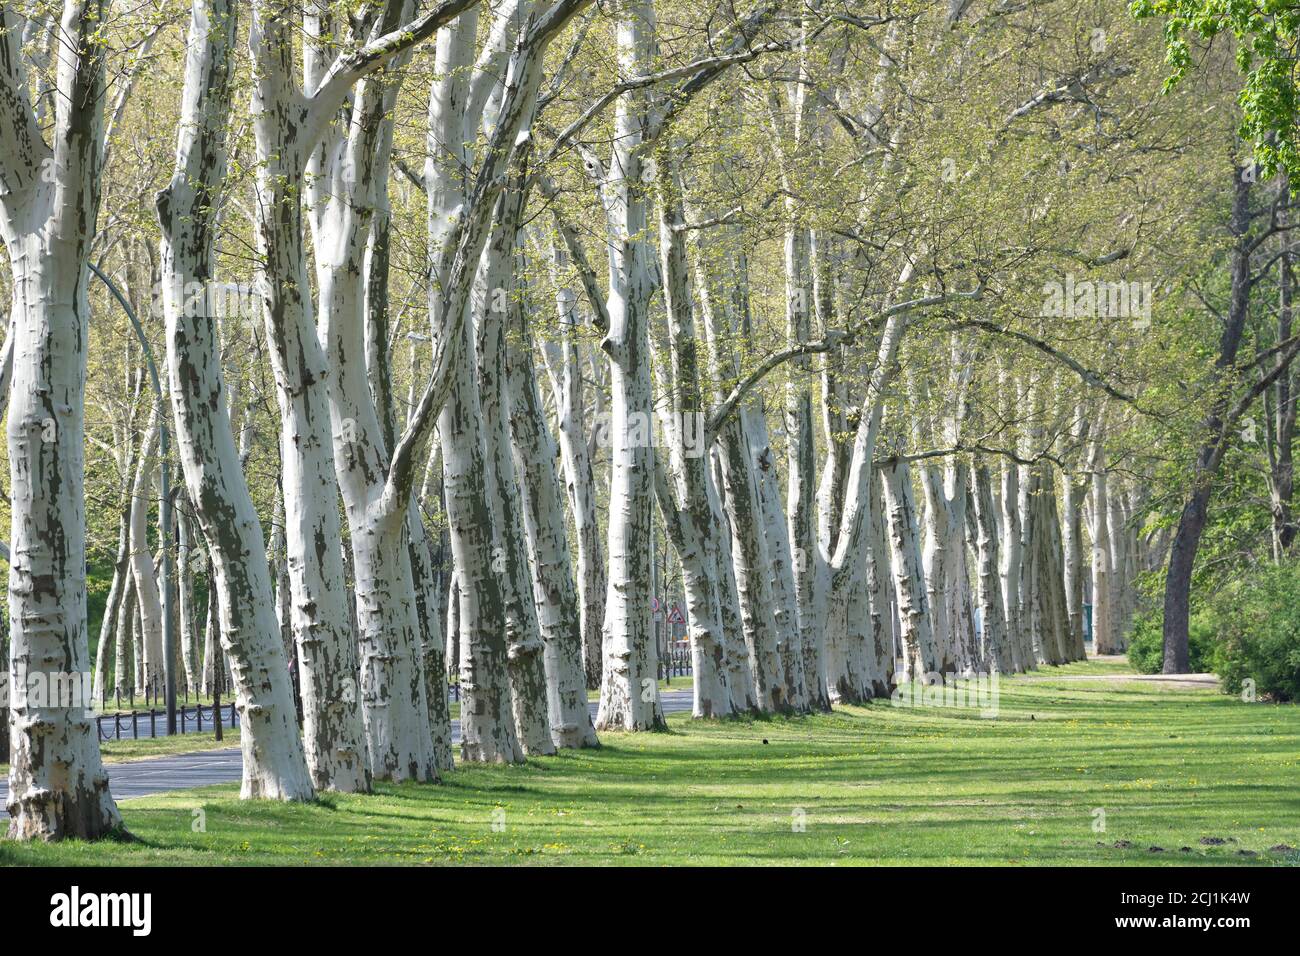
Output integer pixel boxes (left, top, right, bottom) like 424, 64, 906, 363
0, 689, 696, 816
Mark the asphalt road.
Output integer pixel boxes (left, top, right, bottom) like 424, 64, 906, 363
0, 688, 696, 816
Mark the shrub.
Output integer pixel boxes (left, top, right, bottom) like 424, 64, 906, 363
1207, 562, 1300, 702
1126, 609, 1217, 674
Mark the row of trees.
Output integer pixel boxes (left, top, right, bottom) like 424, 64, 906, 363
1, 0, 1288, 841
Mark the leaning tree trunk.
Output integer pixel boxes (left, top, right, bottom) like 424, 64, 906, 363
425, 6, 519, 762
160, 0, 315, 798
651, 161, 739, 718
693, 224, 787, 711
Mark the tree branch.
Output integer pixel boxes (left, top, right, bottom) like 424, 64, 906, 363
306, 0, 481, 145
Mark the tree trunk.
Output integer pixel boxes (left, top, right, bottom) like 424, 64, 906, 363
161, 0, 316, 798
507, 274, 599, 747
116, 577, 137, 701
475, 187, 555, 755
249, 0, 379, 792
539, 264, 606, 691
1061, 468, 1088, 660
1162, 165, 1255, 672
128, 411, 165, 697
972, 464, 1013, 672
882, 459, 936, 677
308, 0, 437, 783
1, 0, 123, 840
595, 0, 665, 732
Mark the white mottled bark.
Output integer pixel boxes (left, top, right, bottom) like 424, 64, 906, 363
476, 188, 555, 755
116, 576, 137, 698
652, 162, 738, 718
1090, 440, 1118, 654
249, 0, 381, 792
540, 258, 606, 690
412, 0, 587, 761
595, 0, 665, 731
427, 5, 515, 762
972, 464, 1013, 672
694, 235, 764, 713
866, 471, 897, 689
1105, 476, 1130, 651
307, 1, 436, 782
817, 292, 914, 701
128, 412, 165, 695
1061, 467, 1088, 660
882, 459, 936, 677
160, 0, 315, 798
507, 275, 599, 747
998, 453, 1027, 672
1, 0, 122, 839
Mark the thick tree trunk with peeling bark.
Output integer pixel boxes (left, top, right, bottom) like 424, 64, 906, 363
998, 454, 1027, 672
540, 270, 606, 691
249, 0, 384, 792
507, 279, 598, 747
652, 163, 738, 718
595, 0, 665, 732
1, 0, 123, 839
694, 227, 789, 712
883, 459, 936, 677
308, 4, 436, 781
159, 0, 316, 799
407, 504, 453, 770
782, 225, 815, 712
1105, 481, 1130, 651
817, 297, 913, 700
972, 464, 1013, 672
867, 472, 899, 685
476, 225, 555, 755
917, 463, 960, 675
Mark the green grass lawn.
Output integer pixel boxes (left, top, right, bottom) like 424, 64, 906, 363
3, 660, 1297, 866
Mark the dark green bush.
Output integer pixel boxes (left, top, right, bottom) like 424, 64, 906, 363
1207, 562, 1300, 702
1126, 609, 1217, 674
